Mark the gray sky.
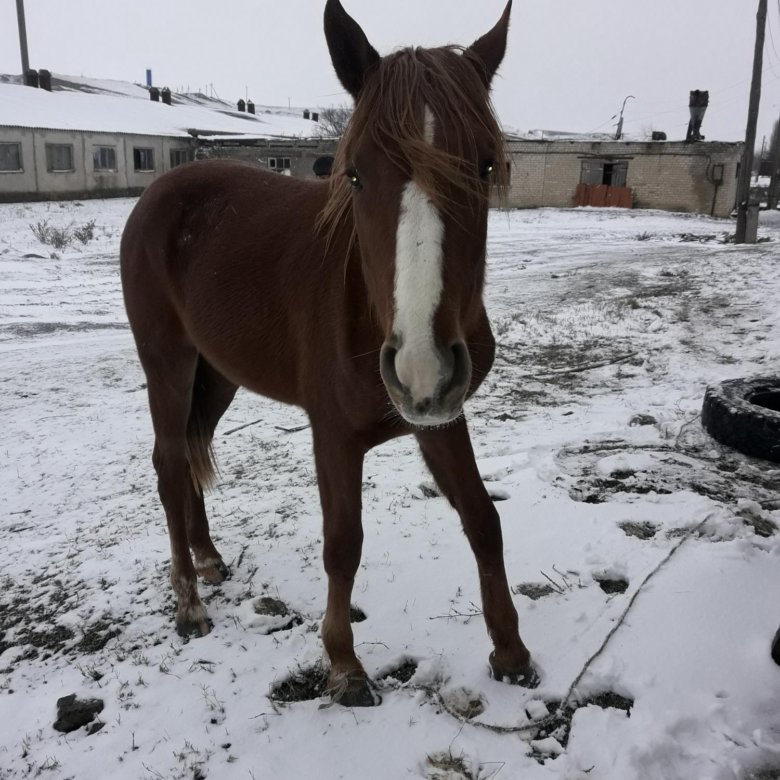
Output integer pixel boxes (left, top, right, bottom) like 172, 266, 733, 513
2, 0, 779, 144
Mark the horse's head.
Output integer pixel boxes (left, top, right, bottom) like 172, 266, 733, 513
324, 0, 511, 427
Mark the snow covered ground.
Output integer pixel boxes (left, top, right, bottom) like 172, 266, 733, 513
1, 198, 779, 779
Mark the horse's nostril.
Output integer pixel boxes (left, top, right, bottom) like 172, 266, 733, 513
442, 341, 472, 401
379, 343, 403, 394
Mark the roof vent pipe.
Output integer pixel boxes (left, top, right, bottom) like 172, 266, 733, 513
687, 90, 709, 142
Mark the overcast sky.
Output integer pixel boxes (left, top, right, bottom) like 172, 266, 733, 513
2, 0, 779, 145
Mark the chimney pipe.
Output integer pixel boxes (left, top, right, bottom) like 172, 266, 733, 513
161, 87, 172, 106
686, 90, 709, 142
38, 69, 51, 91
15, 0, 30, 77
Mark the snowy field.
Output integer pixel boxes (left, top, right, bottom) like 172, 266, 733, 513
1, 198, 780, 780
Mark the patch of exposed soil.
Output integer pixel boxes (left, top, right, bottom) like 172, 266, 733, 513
379, 659, 418, 684
76, 617, 122, 653
619, 521, 659, 540
0, 574, 127, 669
425, 752, 475, 780
512, 583, 557, 601
558, 440, 780, 511
252, 596, 304, 634
746, 769, 780, 780
594, 576, 629, 595
2, 321, 127, 339
532, 691, 634, 754
269, 664, 329, 703
440, 688, 485, 720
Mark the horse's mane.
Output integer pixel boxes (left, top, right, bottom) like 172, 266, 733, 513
319, 45, 508, 245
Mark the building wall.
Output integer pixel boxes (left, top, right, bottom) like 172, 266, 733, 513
0, 126, 194, 201
505, 140, 743, 218
0, 127, 37, 194
1, 125, 743, 218
197, 137, 339, 179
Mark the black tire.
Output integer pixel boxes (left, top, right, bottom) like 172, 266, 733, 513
773, 626, 780, 666
701, 376, 780, 463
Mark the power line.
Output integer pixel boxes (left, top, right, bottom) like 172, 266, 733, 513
764, 7, 780, 76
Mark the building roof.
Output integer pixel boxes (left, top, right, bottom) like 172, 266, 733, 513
0, 74, 322, 139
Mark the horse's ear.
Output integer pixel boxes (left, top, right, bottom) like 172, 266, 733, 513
324, 0, 381, 99
465, 0, 512, 88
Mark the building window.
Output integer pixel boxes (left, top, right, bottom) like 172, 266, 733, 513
0, 142, 22, 172
580, 159, 628, 187
170, 149, 189, 168
93, 146, 117, 171
268, 157, 291, 172
46, 143, 74, 172
133, 147, 155, 172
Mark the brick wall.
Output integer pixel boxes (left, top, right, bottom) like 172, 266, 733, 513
505, 140, 743, 218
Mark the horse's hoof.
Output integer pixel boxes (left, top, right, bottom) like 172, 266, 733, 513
326, 674, 382, 707
197, 558, 230, 584
175, 615, 213, 638
772, 626, 780, 666
489, 653, 541, 689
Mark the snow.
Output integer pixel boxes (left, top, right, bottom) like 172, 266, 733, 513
1, 198, 780, 779
0, 80, 319, 138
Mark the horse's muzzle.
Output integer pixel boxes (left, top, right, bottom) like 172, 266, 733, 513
380, 340, 472, 426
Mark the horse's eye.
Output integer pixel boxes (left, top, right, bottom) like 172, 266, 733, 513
479, 160, 495, 180
345, 167, 363, 190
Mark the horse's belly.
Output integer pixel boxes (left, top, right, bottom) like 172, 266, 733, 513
185, 302, 305, 408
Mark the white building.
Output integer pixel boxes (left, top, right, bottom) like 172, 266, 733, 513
0, 74, 324, 202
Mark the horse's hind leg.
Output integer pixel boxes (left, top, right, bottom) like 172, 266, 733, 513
416, 418, 538, 687
185, 357, 237, 584
142, 340, 211, 637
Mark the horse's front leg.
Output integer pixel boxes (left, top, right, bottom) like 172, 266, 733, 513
312, 424, 379, 706
416, 418, 538, 686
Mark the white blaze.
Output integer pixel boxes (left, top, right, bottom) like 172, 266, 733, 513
393, 107, 445, 402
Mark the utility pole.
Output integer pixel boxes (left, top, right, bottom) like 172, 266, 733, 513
768, 115, 780, 210
735, 0, 767, 244
614, 95, 635, 140
15, 0, 30, 75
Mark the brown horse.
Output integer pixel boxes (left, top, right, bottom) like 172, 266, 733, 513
121, 0, 536, 706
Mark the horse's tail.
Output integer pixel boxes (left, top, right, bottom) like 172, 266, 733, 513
185, 360, 218, 493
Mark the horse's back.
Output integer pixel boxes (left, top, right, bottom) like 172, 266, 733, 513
120, 159, 337, 402
121, 159, 326, 270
